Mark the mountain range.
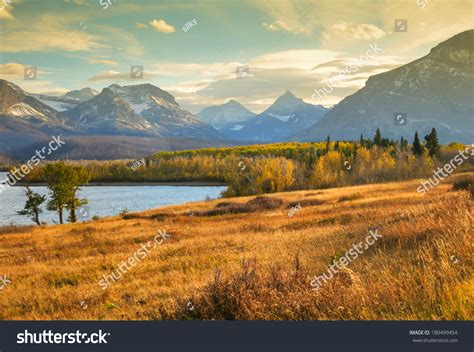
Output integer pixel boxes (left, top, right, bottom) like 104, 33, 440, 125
294, 29, 474, 143
0, 29, 472, 160
195, 92, 329, 142
0, 80, 224, 157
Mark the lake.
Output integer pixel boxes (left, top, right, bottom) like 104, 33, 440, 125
0, 172, 226, 226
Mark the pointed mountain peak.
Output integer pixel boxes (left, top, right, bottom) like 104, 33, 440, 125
276, 90, 301, 102
269, 91, 304, 110
226, 99, 239, 105
196, 99, 256, 128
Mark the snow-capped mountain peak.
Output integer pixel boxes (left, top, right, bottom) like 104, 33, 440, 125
197, 99, 256, 129
61, 82, 220, 139
218, 91, 329, 142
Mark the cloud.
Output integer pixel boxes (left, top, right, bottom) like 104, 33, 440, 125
0, 7, 15, 20
250, 50, 341, 70
16, 80, 70, 95
64, 0, 88, 4
262, 20, 306, 34
136, 22, 148, 30
0, 63, 69, 94
86, 58, 118, 66
322, 22, 387, 42
148, 19, 175, 33
254, 0, 320, 35
86, 69, 158, 83
156, 45, 407, 113
0, 31, 105, 53
0, 63, 25, 76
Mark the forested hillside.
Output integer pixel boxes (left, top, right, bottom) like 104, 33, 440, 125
17, 132, 472, 197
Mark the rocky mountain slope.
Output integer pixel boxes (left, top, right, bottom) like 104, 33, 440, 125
64, 83, 220, 139
197, 100, 256, 129
223, 91, 329, 142
294, 30, 474, 143
0, 81, 224, 157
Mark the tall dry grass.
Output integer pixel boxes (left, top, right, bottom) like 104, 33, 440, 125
0, 175, 472, 320
163, 193, 472, 320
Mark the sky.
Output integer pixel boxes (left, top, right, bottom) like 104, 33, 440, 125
0, 0, 473, 113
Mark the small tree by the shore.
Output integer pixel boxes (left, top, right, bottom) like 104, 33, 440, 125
43, 162, 91, 224
17, 186, 46, 226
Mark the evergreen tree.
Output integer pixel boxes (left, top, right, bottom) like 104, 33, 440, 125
373, 128, 382, 147
359, 134, 364, 147
17, 187, 46, 226
325, 135, 330, 153
334, 141, 340, 151
412, 131, 424, 156
424, 128, 441, 157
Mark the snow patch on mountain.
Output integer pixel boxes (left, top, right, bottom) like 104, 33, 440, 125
229, 124, 245, 131
267, 113, 294, 122
9, 103, 47, 119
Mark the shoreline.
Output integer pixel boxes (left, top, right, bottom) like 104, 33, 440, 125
5, 181, 227, 187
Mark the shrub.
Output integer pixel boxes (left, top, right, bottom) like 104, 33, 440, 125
122, 213, 141, 220
288, 198, 325, 208
338, 193, 363, 202
452, 176, 473, 196
198, 196, 285, 216
247, 196, 285, 210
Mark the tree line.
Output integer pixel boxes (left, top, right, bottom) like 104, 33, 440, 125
14, 127, 470, 224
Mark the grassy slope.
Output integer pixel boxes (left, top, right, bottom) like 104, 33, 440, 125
0, 175, 472, 320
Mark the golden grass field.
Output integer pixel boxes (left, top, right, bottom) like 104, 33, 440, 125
0, 174, 472, 320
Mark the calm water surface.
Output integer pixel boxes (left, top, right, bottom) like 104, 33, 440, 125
0, 172, 226, 226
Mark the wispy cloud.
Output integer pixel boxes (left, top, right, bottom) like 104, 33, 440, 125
86, 69, 158, 83
0, 62, 24, 76
322, 22, 387, 42
0, 7, 15, 20
136, 22, 148, 30
64, 0, 89, 5
0, 31, 105, 52
158, 48, 407, 112
262, 20, 306, 34
86, 58, 118, 66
